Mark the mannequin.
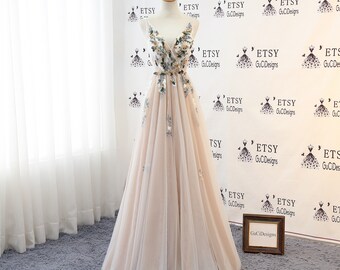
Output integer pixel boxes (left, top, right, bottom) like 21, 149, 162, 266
140, 0, 199, 48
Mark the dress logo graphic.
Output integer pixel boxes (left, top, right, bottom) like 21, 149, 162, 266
187, 47, 221, 69
129, 92, 143, 108
314, 202, 329, 221
260, 96, 296, 117
262, 0, 300, 16
213, 0, 245, 18
302, 45, 321, 68
314, 201, 340, 224
263, 0, 277, 16
261, 194, 274, 213
220, 188, 227, 205
214, 1, 225, 17
190, 46, 221, 69
236, 47, 253, 68
213, 94, 225, 111
237, 47, 279, 70
314, 98, 340, 118
301, 144, 340, 172
238, 140, 279, 166
188, 48, 199, 68
314, 98, 330, 117
131, 48, 146, 67
238, 140, 253, 162
128, 7, 138, 22
318, 0, 333, 13
220, 187, 245, 210
302, 45, 340, 69
210, 139, 223, 161
301, 145, 320, 169
179, 2, 200, 18
212, 93, 243, 113
260, 97, 274, 114
128, 5, 156, 21
261, 194, 296, 217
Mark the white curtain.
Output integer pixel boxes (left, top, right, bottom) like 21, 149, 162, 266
0, 0, 122, 255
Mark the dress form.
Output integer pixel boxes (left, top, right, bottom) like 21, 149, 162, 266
140, 0, 199, 48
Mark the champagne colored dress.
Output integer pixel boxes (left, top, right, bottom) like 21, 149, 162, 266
102, 19, 241, 270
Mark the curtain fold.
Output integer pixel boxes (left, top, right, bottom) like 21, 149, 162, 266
0, 0, 122, 255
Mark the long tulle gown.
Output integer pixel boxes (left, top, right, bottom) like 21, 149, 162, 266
102, 20, 242, 270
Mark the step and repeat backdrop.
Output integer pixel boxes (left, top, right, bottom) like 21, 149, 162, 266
118, 0, 340, 244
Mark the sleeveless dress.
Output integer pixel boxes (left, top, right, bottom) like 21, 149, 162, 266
102, 19, 241, 270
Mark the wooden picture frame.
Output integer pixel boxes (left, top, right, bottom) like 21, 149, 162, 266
243, 214, 285, 255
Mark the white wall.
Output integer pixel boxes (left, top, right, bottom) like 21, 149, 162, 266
114, 0, 340, 244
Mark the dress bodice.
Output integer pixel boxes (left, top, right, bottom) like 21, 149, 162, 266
147, 21, 194, 73
145, 20, 195, 97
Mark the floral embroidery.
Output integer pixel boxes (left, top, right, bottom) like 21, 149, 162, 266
173, 23, 193, 67
142, 163, 152, 173
148, 22, 194, 97
198, 169, 204, 181
166, 115, 173, 136
146, 21, 197, 138
144, 97, 149, 110
179, 70, 193, 97
141, 97, 150, 126
148, 26, 176, 74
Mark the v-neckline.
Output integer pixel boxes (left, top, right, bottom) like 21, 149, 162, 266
146, 20, 192, 50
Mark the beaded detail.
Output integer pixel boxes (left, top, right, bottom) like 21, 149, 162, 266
144, 20, 198, 136
147, 22, 194, 97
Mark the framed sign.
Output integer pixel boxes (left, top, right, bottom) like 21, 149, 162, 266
243, 214, 285, 255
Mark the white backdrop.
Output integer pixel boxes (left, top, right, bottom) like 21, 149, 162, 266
115, 0, 340, 244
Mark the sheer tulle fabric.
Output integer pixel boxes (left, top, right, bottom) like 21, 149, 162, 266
102, 73, 241, 269
102, 20, 241, 270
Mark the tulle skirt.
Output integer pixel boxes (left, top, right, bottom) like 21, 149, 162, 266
102, 72, 241, 270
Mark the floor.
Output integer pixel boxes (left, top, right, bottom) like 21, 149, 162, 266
1, 216, 339, 270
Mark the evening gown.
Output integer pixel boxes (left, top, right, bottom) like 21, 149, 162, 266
102, 19, 241, 270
